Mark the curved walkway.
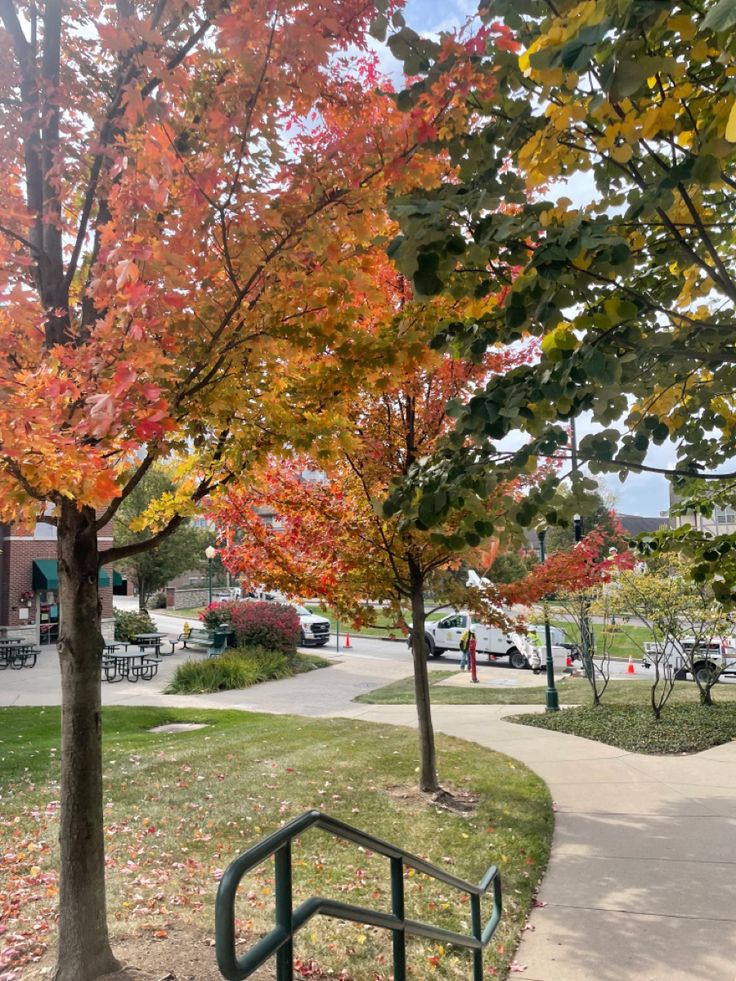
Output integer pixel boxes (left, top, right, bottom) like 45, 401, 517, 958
343, 702, 736, 981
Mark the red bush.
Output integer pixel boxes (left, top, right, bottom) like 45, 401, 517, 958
200, 600, 300, 656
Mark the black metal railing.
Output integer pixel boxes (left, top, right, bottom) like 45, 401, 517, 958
215, 809, 502, 981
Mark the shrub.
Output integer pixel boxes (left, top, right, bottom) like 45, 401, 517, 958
199, 600, 300, 656
114, 608, 156, 643
167, 646, 292, 693
149, 591, 167, 609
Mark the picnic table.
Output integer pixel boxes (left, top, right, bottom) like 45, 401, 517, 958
101, 644, 160, 683
0, 637, 40, 669
132, 632, 170, 656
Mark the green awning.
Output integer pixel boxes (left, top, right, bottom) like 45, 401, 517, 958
32, 559, 58, 590
113, 570, 124, 586
32, 560, 110, 590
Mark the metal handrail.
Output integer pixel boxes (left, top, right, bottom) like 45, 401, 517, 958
215, 809, 502, 981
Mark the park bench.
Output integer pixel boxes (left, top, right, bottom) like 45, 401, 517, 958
178, 626, 230, 657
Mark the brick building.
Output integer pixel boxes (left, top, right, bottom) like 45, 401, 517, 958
0, 518, 115, 644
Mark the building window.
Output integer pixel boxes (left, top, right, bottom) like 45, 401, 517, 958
715, 507, 736, 525
33, 522, 57, 540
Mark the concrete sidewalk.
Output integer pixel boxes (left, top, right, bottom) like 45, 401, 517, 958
343, 703, 736, 981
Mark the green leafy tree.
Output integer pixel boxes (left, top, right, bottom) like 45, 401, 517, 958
114, 469, 212, 610
382, 2, 736, 599
543, 487, 622, 556
488, 547, 538, 584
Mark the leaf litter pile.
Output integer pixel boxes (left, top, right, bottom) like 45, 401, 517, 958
0, 707, 552, 980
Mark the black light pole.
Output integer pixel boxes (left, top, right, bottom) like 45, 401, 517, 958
537, 528, 559, 713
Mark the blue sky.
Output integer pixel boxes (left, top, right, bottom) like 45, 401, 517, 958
371, 0, 672, 517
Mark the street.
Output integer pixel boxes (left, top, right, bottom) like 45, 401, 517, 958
0, 599, 657, 712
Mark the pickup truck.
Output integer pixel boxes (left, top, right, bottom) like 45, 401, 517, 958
408, 610, 537, 669
294, 604, 331, 647
642, 637, 736, 685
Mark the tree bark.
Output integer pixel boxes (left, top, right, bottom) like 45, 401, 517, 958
138, 576, 147, 611
408, 555, 439, 792
53, 501, 119, 981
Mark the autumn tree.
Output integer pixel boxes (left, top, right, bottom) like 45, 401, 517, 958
501, 529, 633, 706
113, 467, 211, 609
212, 341, 537, 793
0, 3, 479, 977
379, 3, 736, 595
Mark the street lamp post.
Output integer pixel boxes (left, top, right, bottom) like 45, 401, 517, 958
537, 528, 559, 713
205, 545, 217, 606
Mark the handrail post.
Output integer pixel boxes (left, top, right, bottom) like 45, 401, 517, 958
471, 893, 483, 981
390, 855, 406, 981
275, 842, 293, 981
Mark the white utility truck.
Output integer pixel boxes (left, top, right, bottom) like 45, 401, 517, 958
642, 637, 736, 684
408, 610, 537, 669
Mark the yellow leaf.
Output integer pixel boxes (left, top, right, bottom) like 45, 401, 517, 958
611, 143, 633, 164
726, 102, 736, 143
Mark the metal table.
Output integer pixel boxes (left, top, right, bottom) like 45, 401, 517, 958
101, 649, 160, 683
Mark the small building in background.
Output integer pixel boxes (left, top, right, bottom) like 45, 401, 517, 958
669, 484, 736, 537
0, 517, 114, 644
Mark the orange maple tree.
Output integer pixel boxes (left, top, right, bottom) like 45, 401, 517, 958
212, 339, 538, 791
0, 2, 489, 977
501, 528, 634, 609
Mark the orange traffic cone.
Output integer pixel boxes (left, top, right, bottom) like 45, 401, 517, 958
627, 656, 636, 675
344, 631, 352, 649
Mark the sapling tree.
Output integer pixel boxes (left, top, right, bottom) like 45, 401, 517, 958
212, 341, 540, 794
610, 559, 735, 708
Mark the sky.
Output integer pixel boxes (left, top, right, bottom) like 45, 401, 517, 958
366, 0, 672, 517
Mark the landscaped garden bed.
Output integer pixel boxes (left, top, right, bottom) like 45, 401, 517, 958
166, 646, 330, 694
510, 702, 736, 754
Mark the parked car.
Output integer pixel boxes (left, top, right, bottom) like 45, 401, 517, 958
642, 637, 736, 684
294, 604, 331, 647
407, 610, 537, 668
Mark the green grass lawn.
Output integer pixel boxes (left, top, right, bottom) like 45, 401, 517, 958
157, 605, 204, 619
356, 672, 736, 707
512, 703, 736, 754
531, 616, 653, 660
356, 672, 736, 754
0, 707, 552, 980
306, 604, 415, 638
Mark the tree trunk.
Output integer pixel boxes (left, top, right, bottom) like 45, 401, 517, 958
138, 576, 147, 612
408, 556, 439, 792
53, 502, 119, 981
